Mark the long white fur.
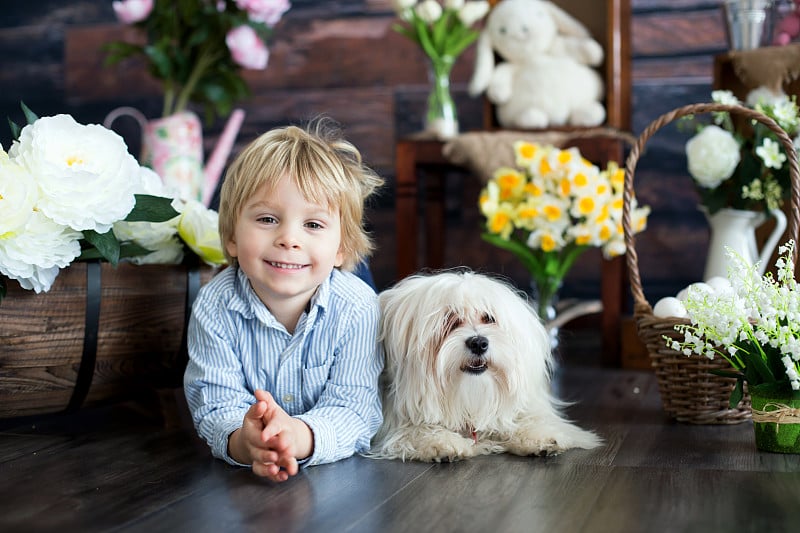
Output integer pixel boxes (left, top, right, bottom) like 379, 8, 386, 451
368, 270, 602, 462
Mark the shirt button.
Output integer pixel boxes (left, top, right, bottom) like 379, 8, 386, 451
282, 394, 295, 403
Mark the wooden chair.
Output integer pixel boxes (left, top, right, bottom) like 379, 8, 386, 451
477, 0, 634, 364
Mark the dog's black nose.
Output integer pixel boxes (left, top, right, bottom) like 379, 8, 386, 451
466, 335, 488, 355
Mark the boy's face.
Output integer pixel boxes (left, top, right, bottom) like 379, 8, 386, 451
226, 174, 344, 310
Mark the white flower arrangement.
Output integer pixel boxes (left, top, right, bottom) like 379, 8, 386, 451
0, 105, 226, 302
668, 240, 800, 406
684, 88, 800, 214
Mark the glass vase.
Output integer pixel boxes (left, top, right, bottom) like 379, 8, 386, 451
425, 57, 459, 139
530, 277, 561, 350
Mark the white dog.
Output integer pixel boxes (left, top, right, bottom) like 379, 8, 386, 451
369, 270, 601, 462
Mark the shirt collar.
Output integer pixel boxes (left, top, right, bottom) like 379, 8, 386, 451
228, 266, 332, 326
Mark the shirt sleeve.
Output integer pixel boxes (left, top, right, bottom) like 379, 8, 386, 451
295, 295, 384, 466
183, 287, 253, 467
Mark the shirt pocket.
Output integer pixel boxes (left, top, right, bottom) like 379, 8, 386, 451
301, 359, 334, 406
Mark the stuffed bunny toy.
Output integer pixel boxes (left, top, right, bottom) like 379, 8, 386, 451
468, 0, 606, 129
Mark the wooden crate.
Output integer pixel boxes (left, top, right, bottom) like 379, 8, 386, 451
0, 262, 217, 418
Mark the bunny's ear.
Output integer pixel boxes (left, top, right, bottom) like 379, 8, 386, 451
468, 31, 495, 96
543, 1, 591, 38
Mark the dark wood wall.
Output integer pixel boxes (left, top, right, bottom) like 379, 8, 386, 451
0, 0, 737, 301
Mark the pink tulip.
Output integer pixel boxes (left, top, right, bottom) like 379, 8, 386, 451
235, 0, 291, 26
226, 25, 269, 70
112, 0, 154, 24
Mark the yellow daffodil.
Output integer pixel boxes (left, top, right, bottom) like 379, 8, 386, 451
479, 142, 651, 315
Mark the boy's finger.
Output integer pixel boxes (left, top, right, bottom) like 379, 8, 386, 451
244, 399, 267, 423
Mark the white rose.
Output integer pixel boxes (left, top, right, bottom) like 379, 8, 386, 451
685, 125, 740, 189
10, 114, 141, 233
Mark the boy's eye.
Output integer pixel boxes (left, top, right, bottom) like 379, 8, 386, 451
305, 221, 324, 229
257, 216, 277, 224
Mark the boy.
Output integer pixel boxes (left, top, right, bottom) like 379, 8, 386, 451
184, 119, 384, 482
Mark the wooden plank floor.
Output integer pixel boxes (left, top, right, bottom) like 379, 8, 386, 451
2, 339, 800, 532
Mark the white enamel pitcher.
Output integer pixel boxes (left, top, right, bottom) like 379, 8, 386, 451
702, 206, 787, 280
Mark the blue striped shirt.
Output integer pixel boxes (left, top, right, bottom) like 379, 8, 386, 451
184, 266, 384, 467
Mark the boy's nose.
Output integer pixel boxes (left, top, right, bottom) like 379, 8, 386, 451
275, 228, 301, 249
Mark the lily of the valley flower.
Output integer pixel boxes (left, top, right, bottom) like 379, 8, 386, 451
671, 241, 800, 403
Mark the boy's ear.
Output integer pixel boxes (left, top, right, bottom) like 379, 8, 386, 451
334, 249, 344, 268
225, 238, 238, 259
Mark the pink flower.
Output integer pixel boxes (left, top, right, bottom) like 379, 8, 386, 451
226, 25, 269, 70
235, 0, 291, 26
112, 0, 153, 24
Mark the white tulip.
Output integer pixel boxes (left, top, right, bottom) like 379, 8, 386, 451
458, 1, 490, 27
415, 0, 443, 24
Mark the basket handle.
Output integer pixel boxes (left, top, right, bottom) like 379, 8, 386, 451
622, 102, 800, 315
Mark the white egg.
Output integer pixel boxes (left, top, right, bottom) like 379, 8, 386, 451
653, 296, 688, 318
678, 282, 713, 302
706, 276, 732, 294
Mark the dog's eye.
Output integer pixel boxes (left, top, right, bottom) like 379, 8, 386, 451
482, 313, 496, 324
443, 312, 463, 335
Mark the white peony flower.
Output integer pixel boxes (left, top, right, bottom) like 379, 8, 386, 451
177, 200, 226, 265
113, 218, 184, 265
10, 114, 142, 233
686, 125, 741, 189
0, 148, 38, 236
0, 209, 82, 293
112, 165, 184, 265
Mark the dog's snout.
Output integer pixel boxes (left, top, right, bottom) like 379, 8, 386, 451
466, 335, 489, 355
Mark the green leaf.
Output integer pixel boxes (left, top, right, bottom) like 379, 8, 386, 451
709, 369, 744, 380
481, 233, 543, 278
81, 230, 121, 265
125, 194, 180, 222
7, 118, 20, 141
729, 378, 744, 408
20, 102, 38, 125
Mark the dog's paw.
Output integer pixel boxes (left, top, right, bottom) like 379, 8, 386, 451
505, 421, 602, 456
412, 431, 481, 462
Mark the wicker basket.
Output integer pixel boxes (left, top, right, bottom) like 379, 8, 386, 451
622, 102, 800, 425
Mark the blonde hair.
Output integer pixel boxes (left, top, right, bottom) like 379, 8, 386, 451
219, 118, 383, 271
